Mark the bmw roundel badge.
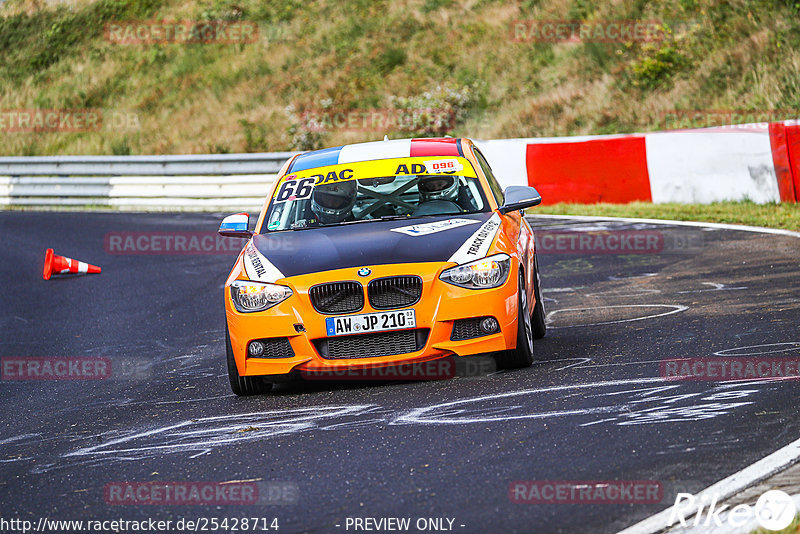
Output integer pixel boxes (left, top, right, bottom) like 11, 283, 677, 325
358, 267, 371, 277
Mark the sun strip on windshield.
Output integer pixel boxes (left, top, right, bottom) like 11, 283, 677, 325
272, 156, 478, 203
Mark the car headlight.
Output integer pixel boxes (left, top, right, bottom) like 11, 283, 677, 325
440, 254, 511, 289
230, 280, 292, 313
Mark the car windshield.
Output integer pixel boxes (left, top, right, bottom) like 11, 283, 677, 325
263, 158, 490, 231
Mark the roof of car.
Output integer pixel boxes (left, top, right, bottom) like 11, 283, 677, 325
287, 138, 466, 173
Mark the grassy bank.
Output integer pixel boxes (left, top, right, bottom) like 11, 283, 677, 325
535, 201, 800, 231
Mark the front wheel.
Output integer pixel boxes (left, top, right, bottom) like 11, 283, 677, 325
495, 273, 535, 370
226, 327, 273, 396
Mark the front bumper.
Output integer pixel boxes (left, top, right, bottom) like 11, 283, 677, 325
225, 262, 520, 377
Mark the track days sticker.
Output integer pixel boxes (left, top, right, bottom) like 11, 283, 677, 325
447, 213, 501, 263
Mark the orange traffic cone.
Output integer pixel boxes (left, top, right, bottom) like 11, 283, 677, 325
43, 248, 101, 280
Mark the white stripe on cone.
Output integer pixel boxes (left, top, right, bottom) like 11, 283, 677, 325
57, 259, 91, 274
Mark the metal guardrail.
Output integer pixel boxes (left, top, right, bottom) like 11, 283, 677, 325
0, 152, 298, 211
0, 152, 297, 176
0, 175, 278, 211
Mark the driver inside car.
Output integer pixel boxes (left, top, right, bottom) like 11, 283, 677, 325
418, 175, 460, 203
417, 175, 478, 213
310, 181, 357, 224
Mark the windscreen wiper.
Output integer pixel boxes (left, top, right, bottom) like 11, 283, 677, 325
336, 214, 412, 226
377, 214, 413, 221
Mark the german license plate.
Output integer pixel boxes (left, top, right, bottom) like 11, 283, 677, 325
325, 309, 416, 336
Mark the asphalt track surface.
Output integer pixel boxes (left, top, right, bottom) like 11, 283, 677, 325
1, 211, 799, 534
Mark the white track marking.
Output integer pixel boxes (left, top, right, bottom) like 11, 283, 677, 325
581, 359, 673, 368
392, 377, 672, 425
23, 372, 767, 470
713, 342, 800, 357
618, 437, 800, 534
543, 287, 584, 292
528, 214, 800, 239
546, 304, 688, 328
609, 273, 659, 281
0, 433, 40, 445
586, 289, 662, 298
391, 379, 757, 427
153, 395, 231, 405
550, 357, 592, 371
63, 405, 375, 459
676, 282, 747, 294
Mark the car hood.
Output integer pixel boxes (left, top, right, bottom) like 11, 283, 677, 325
247, 212, 500, 280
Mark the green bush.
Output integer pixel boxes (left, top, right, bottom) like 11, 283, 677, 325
422, 0, 454, 13
239, 119, 272, 152
629, 44, 688, 90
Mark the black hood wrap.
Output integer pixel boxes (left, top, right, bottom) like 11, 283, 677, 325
253, 213, 493, 277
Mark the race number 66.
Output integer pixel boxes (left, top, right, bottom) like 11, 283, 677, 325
276, 177, 315, 202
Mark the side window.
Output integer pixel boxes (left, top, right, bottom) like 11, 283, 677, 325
474, 148, 505, 205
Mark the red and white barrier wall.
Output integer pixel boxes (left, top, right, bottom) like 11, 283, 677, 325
478, 120, 800, 204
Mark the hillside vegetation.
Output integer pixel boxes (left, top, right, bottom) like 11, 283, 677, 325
1, 0, 799, 155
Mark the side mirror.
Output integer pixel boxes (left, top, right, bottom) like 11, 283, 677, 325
218, 213, 253, 238
498, 186, 542, 214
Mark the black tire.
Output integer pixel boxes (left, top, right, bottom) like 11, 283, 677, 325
226, 326, 272, 396
531, 256, 547, 340
495, 273, 535, 370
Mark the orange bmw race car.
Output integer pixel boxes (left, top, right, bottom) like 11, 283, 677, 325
218, 137, 546, 395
